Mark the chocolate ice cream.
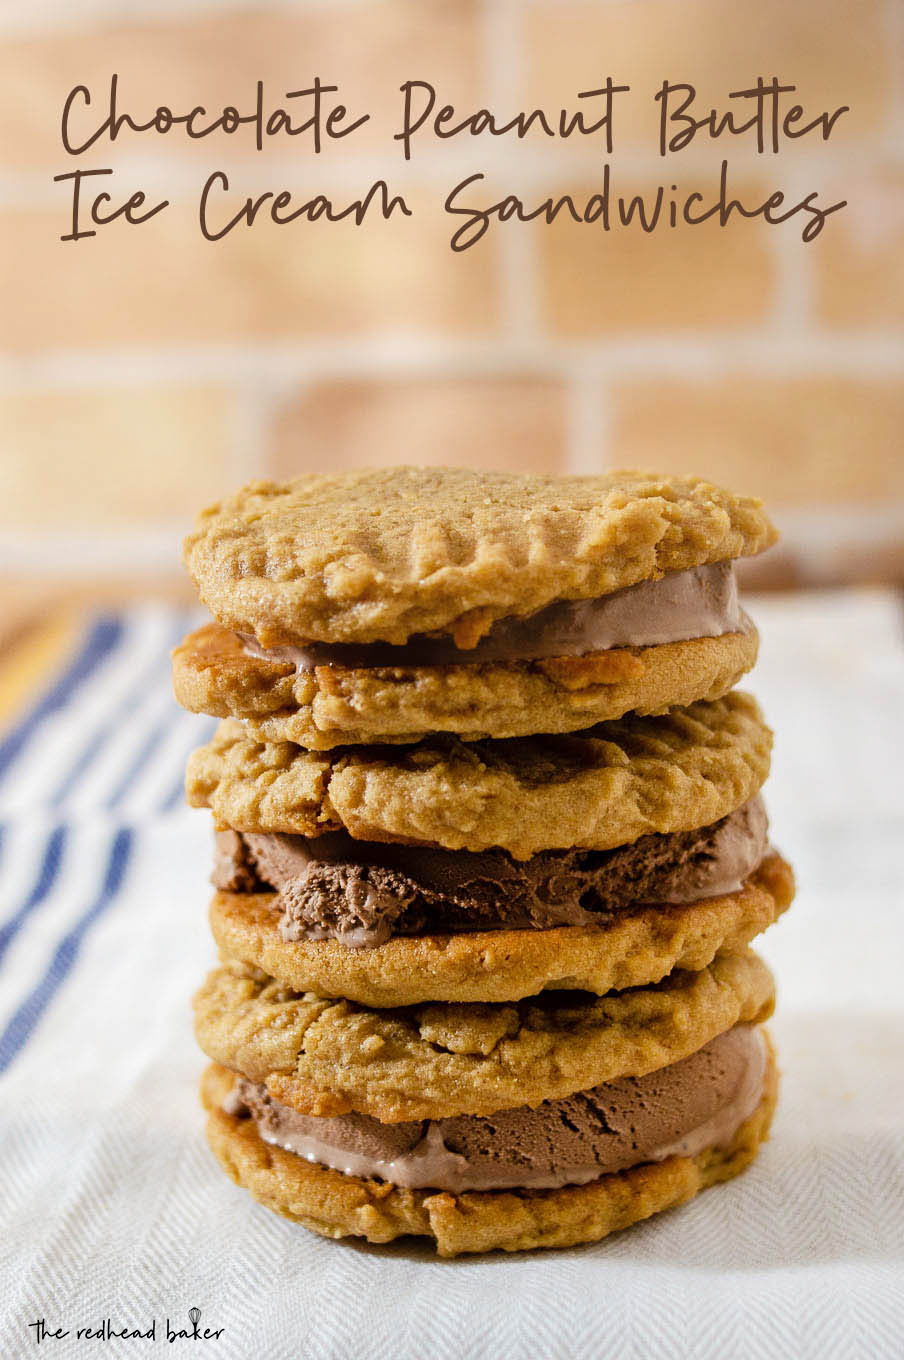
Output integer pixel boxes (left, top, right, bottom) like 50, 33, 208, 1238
240, 561, 748, 669
213, 797, 769, 947
226, 1023, 766, 1193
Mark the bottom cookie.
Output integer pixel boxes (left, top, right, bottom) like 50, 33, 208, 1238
200, 1036, 777, 1257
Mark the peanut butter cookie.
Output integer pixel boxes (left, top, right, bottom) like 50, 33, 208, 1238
183, 468, 775, 648
185, 693, 771, 858
173, 623, 758, 747
193, 949, 774, 1122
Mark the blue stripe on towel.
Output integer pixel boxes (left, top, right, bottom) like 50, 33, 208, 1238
0, 827, 133, 1073
50, 616, 189, 809
104, 715, 172, 811
158, 767, 189, 815
157, 715, 217, 813
0, 619, 125, 782
0, 825, 67, 971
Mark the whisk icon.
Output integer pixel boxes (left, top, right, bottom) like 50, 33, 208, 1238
188, 1308, 202, 1338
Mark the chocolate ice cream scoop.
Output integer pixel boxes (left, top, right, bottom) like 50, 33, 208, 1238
226, 1023, 767, 1193
239, 561, 748, 668
213, 797, 769, 947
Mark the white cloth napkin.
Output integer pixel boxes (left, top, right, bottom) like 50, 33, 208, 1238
0, 592, 902, 1360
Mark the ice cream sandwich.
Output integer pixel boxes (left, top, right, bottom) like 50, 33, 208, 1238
175, 467, 774, 746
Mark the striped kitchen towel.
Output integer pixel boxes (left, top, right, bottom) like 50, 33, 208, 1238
0, 607, 215, 821
0, 606, 217, 1082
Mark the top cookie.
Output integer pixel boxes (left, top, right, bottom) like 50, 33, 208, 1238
183, 468, 776, 647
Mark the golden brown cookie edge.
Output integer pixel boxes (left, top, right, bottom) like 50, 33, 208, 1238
174, 624, 758, 748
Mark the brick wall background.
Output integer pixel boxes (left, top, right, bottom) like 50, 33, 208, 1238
1, 0, 902, 610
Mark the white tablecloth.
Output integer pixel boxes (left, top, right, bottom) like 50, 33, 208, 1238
1, 591, 902, 1360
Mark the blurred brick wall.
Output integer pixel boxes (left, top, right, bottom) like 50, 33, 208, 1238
1, 0, 902, 606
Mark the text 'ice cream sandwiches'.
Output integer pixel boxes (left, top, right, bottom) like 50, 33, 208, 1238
175, 467, 794, 1256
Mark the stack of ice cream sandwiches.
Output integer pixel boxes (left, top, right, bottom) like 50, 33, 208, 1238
175, 466, 794, 1257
